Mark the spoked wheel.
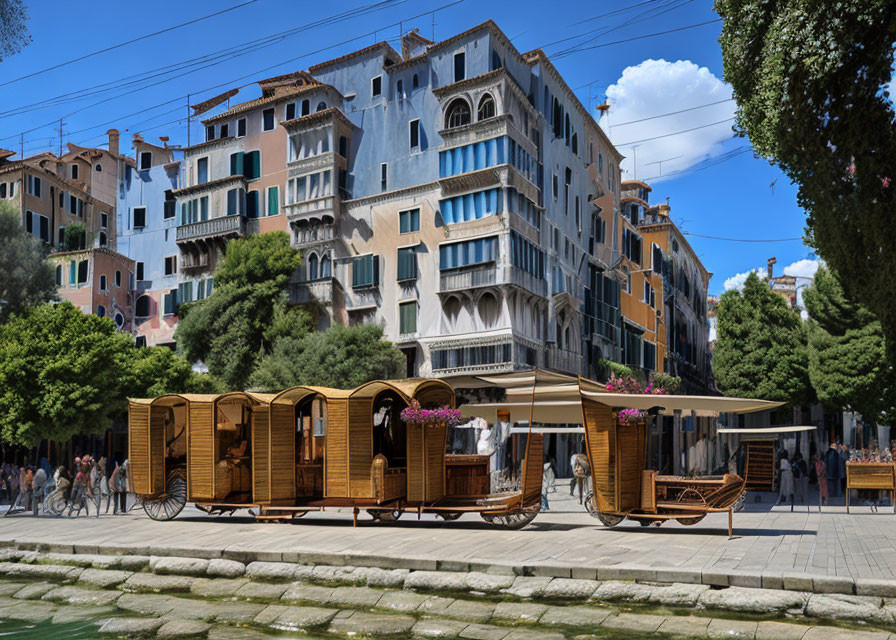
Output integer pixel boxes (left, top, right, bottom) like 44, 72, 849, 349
595, 512, 625, 527
480, 503, 540, 530
368, 507, 402, 522
676, 514, 706, 526
143, 470, 187, 521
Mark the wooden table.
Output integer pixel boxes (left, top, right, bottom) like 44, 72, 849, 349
846, 462, 895, 513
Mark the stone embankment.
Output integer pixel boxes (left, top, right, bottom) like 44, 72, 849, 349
0, 546, 894, 639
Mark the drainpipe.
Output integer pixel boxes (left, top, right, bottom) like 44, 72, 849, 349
673, 409, 682, 475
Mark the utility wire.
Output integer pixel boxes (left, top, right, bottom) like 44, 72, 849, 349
610, 98, 735, 127
0, 0, 261, 89
615, 117, 734, 146
682, 232, 804, 243
573, 0, 662, 26
638, 146, 752, 181
554, 18, 722, 59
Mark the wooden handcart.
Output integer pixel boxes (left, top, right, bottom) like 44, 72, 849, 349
846, 462, 896, 513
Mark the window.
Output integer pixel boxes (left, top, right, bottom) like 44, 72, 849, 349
338, 136, 348, 157
71, 164, 79, 180
139, 152, 152, 170
77, 260, 88, 285
399, 208, 420, 233
572, 133, 578, 155
491, 50, 502, 71
196, 157, 209, 184
412, 73, 419, 89
26, 175, 41, 197
247, 190, 259, 218
100, 212, 108, 228
133, 207, 146, 229
308, 253, 319, 280
439, 236, 499, 270
320, 255, 331, 278
164, 256, 177, 276
135, 295, 151, 317
163, 199, 176, 220
644, 281, 656, 308
399, 301, 417, 334
301, 99, 309, 116
97, 305, 105, 318
286, 102, 296, 120
220, 123, 229, 138
263, 108, 275, 131
98, 231, 107, 247
69, 261, 76, 285
552, 174, 558, 200
244, 150, 261, 180
237, 117, 246, 137
230, 151, 244, 176
453, 51, 465, 82
136, 261, 144, 281
316, 101, 326, 112
267, 186, 279, 216
95, 163, 102, 172
445, 98, 471, 129
115, 270, 122, 287
409, 119, 420, 150
55, 265, 62, 286
396, 79, 403, 97
0, 183, 5, 198
652, 244, 663, 274
397, 247, 416, 281
477, 94, 495, 120
100, 275, 107, 291
163, 290, 177, 315
352, 254, 379, 288
380, 163, 388, 192
206, 125, 215, 142
372, 75, 382, 97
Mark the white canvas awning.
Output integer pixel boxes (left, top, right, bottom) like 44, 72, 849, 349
459, 401, 584, 424
717, 425, 816, 434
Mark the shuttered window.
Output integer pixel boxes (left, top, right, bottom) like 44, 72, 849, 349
399, 208, 419, 233
244, 151, 261, 180
397, 247, 416, 281
230, 152, 244, 176
247, 190, 259, 218
267, 186, 279, 216
439, 236, 498, 270
399, 301, 417, 334
352, 254, 378, 289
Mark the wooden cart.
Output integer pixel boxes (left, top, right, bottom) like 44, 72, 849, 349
846, 462, 896, 513
128, 378, 545, 529
581, 400, 745, 535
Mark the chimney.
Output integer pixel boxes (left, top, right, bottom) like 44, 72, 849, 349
767, 257, 777, 280
106, 129, 119, 156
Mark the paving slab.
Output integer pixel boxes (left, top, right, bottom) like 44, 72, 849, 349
411, 617, 469, 638
157, 619, 212, 638
378, 589, 430, 611
328, 610, 416, 635
190, 577, 249, 597
707, 618, 759, 639
539, 605, 612, 627
457, 623, 510, 640
42, 585, 123, 606
755, 621, 811, 640
98, 616, 164, 635
601, 612, 666, 633
658, 615, 712, 636
78, 568, 132, 588
266, 604, 338, 629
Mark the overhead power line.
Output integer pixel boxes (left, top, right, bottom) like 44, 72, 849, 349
611, 98, 736, 127
553, 18, 723, 59
682, 232, 804, 243
573, 0, 662, 26
0, 0, 261, 89
638, 145, 752, 182
615, 117, 734, 147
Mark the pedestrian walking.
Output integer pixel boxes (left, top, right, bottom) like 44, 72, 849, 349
569, 451, 590, 504
792, 452, 808, 505
814, 453, 828, 508
30, 465, 47, 515
91, 457, 110, 516
541, 458, 556, 511
68, 457, 91, 517
777, 451, 794, 506
824, 443, 842, 500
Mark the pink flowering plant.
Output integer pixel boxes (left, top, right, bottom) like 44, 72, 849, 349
400, 400, 462, 427
605, 375, 666, 425
618, 408, 644, 425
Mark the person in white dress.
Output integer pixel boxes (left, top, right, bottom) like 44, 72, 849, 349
777, 451, 794, 505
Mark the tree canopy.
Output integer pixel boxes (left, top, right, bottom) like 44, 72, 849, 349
249, 324, 405, 391
803, 267, 896, 423
0, 303, 221, 447
712, 272, 810, 404
0, 201, 56, 323
175, 231, 305, 390
0, 0, 30, 62
715, 0, 896, 351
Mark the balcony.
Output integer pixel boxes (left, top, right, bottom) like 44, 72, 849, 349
289, 277, 335, 306
285, 195, 339, 226
546, 346, 583, 375
180, 254, 210, 271
507, 266, 547, 298
293, 223, 335, 248
176, 214, 245, 244
345, 287, 379, 310
439, 263, 497, 293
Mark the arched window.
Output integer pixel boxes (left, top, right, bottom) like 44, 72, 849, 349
55, 265, 62, 286
97, 305, 105, 318
571, 133, 578, 155
444, 98, 471, 129
98, 231, 107, 247
338, 136, 348, 157
396, 80, 403, 96
316, 101, 326, 112
444, 296, 461, 332
320, 255, 331, 278
100, 275, 107, 291
412, 74, 419, 89
478, 293, 499, 330
114, 312, 124, 328
135, 295, 151, 318
301, 99, 310, 116
564, 113, 570, 144
95, 164, 102, 172
308, 253, 319, 280
477, 94, 495, 121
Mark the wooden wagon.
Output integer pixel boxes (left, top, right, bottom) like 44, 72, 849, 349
128, 378, 545, 529
457, 370, 783, 535
846, 462, 896, 514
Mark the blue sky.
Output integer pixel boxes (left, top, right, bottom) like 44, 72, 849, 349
0, 0, 816, 294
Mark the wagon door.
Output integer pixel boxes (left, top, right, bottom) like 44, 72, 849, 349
129, 401, 159, 495
269, 403, 296, 503
582, 399, 617, 512
252, 405, 270, 504
187, 400, 215, 501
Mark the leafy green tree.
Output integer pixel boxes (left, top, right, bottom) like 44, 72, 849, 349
712, 272, 810, 404
249, 324, 405, 391
128, 345, 224, 398
175, 232, 304, 390
0, 303, 135, 447
803, 267, 896, 423
0, 201, 55, 322
715, 0, 896, 349
0, 0, 31, 61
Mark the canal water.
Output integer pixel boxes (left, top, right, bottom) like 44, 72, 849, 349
0, 619, 100, 639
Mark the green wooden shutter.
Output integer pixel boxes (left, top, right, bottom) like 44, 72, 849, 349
69, 261, 76, 285
399, 301, 417, 334
397, 247, 416, 281
230, 152, 244, 176
268, 186, 279, 216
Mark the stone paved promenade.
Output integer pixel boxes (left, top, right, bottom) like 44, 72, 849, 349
1, 488, 894, 591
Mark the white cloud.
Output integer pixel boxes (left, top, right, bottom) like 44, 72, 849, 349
782, 258, 821, 280
599, 59, 735, 182
723, 267, 764, 291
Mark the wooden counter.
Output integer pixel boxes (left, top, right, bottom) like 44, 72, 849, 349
846, 462, 895, 513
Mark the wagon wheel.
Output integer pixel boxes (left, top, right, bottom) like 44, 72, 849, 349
480, 503, 540, 530
676, 515, 706, 526
583, 491, 624, 526
368, 507, 402, 522
438, 511, 463, 521
143, 469, 187, 521
676, 487, 707, 506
